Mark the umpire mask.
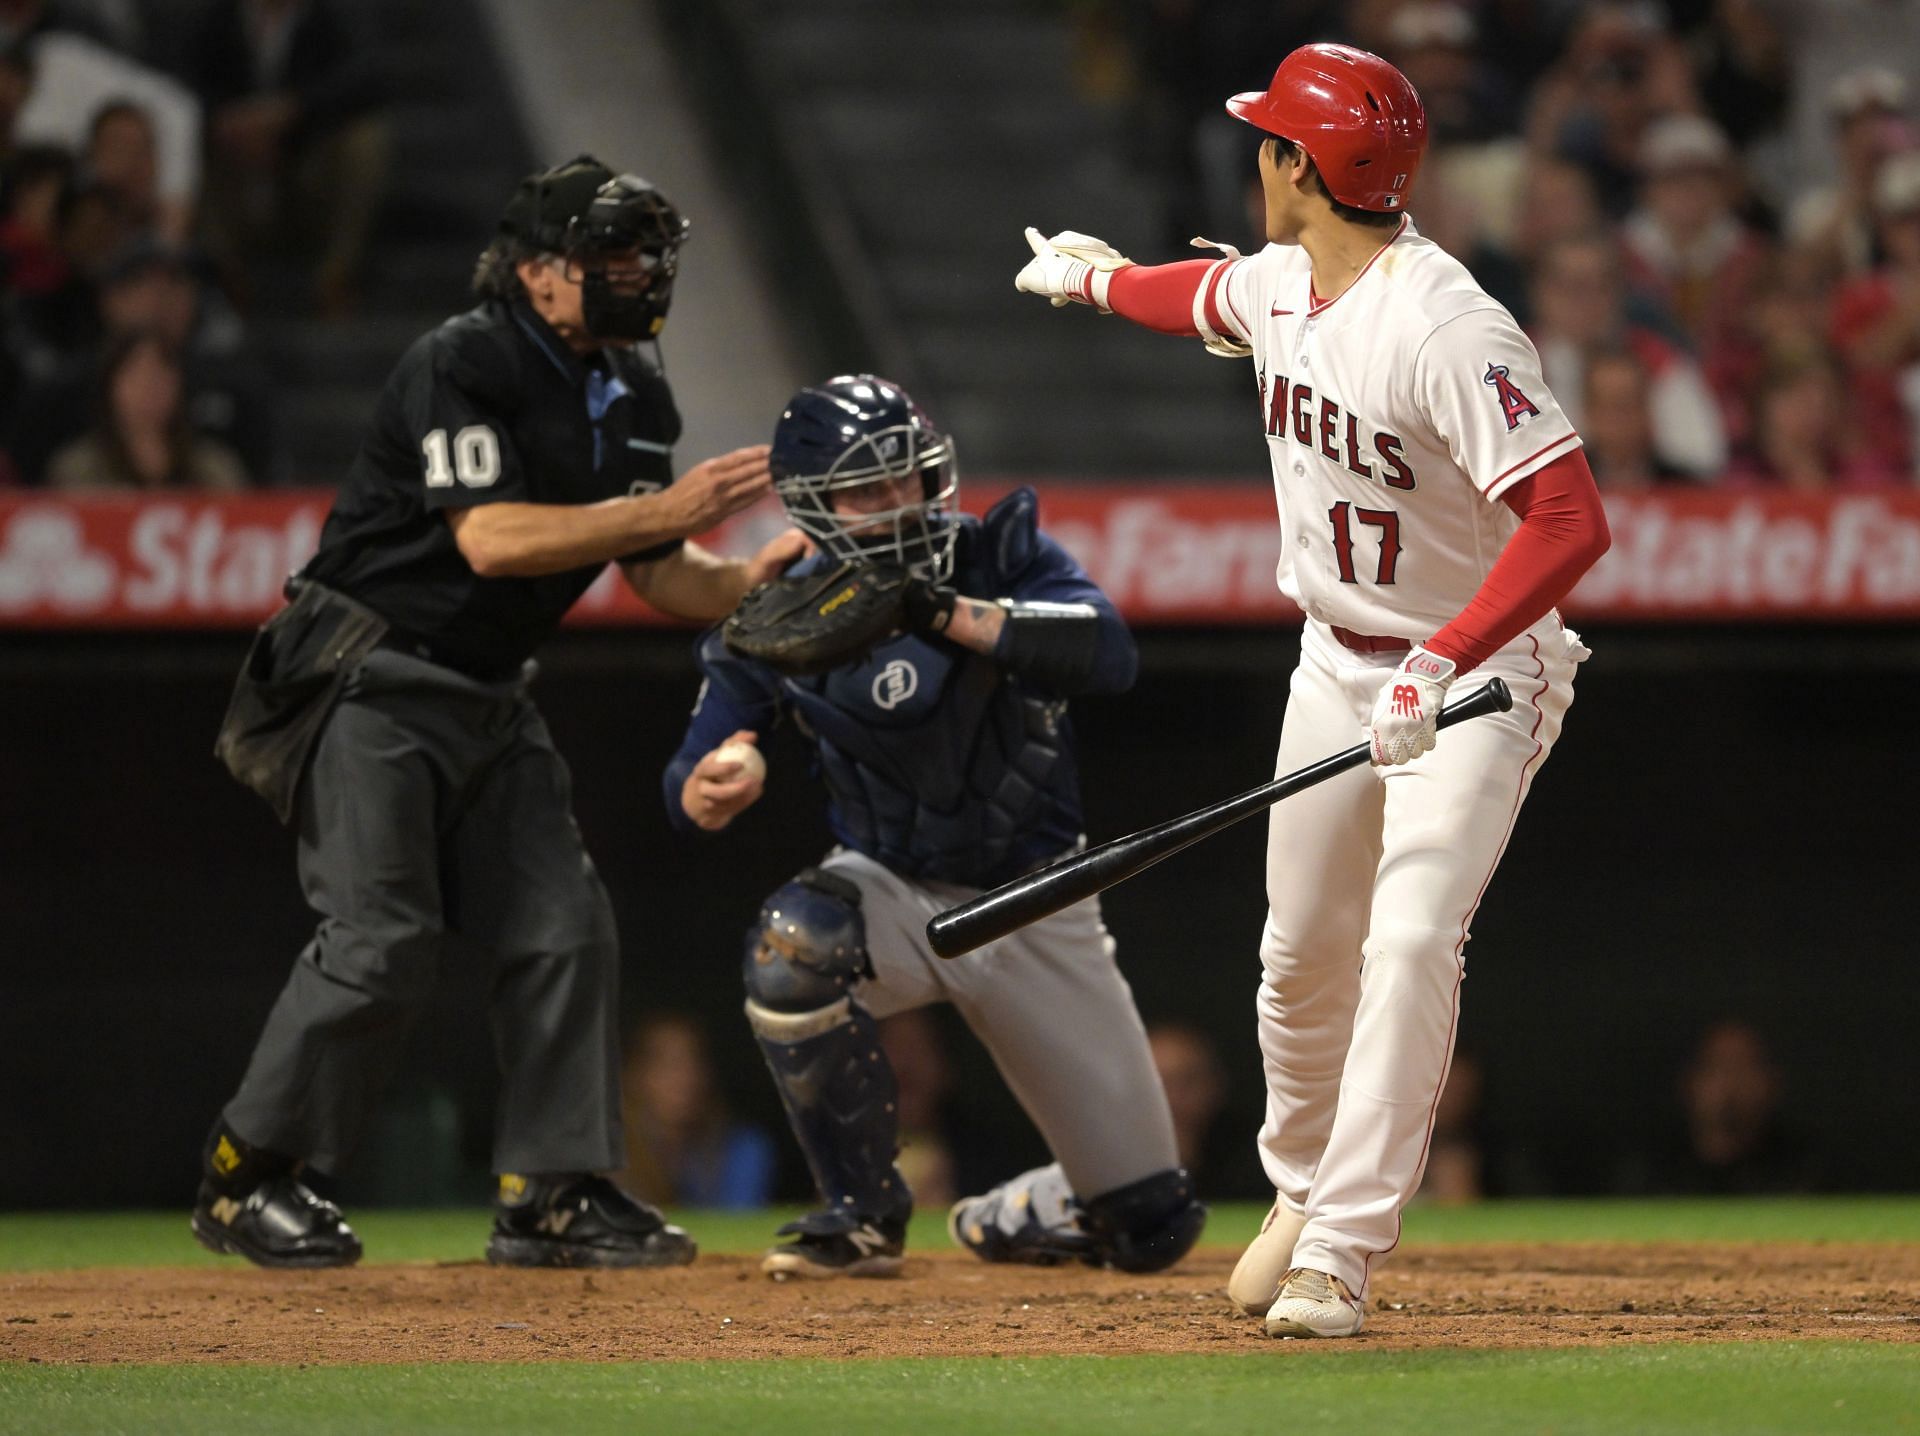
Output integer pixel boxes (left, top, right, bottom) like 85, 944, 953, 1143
564, 174, 690, 341
500, 157, 690, 341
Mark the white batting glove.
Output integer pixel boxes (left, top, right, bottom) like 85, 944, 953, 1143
1015, 227, 1134, 312
1367, 648, 1456, 765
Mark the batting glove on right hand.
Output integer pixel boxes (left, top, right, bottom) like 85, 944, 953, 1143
1015, 227, 1134, 312
1367, 648, 1456, 765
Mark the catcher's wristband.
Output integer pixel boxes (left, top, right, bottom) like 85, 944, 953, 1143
904, 580, 958, 634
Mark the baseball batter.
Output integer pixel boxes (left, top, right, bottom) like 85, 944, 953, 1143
1015, 45, 1611, 1337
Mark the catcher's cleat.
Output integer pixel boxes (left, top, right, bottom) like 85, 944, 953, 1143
1227, 1196, 1309, 1315
190, 1175, 363, 1269
760, 1209, 906, 1280
1264, 1266, 1367, 1339
485, 1174, 696, 1269
947, 1170, 1097, 1267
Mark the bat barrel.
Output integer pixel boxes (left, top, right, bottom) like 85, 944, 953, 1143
925, 677, 1512, 959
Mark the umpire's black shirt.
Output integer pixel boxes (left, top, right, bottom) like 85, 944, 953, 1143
304, 298, 682, 675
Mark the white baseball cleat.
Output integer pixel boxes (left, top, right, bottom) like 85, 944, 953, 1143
1226, 1197, 1308, 1315
1264, 1267, 1367, 1338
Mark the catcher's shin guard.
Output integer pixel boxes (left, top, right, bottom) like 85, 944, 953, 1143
1079, 1167, 1207, 1273
743, 868, 911, 1222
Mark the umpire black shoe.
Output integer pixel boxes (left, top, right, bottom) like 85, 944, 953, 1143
190, 1175, 363, 1269
485, 1174, 697, 1269
761, 1208, 907, 1280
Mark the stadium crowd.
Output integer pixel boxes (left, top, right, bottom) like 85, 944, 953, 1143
8, 1, 1919, 494
1096, 0, 1920, 490
0, 0, 385, 490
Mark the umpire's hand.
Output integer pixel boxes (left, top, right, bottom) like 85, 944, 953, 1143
667, 446, 774, 534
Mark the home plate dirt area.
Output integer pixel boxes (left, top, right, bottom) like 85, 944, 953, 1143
4, 1244, 1916, 1364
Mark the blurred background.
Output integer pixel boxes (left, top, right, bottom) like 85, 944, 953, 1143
2, 0, 1915, 1214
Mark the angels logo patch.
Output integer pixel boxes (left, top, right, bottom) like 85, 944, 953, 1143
1483, 362, 1541, 431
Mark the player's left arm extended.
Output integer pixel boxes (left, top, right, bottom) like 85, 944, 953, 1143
623, 531, 811, 623
1423, 449, 1612, 673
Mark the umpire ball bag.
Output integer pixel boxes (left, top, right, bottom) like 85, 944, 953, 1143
213, 580, 390, 823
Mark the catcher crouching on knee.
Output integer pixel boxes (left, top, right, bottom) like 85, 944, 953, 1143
664, 374, 1207, 1280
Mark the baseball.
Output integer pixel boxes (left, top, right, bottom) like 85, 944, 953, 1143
712, 739, 767, 783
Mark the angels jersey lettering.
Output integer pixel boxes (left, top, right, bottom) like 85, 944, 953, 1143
1212, 217, 1579, 640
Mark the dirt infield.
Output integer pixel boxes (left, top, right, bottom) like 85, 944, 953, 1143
4, 1244, 1916, 1364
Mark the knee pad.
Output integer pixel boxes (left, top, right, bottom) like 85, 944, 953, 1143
1080, 1167, 1208, 1274
741, 866, 869, 1019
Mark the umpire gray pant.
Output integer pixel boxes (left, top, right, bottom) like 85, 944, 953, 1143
223, 649, 623, 1177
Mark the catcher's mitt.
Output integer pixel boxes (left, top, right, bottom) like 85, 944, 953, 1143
723, 561, 912, 675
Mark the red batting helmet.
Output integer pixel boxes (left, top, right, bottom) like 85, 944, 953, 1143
1227, 44, 1428, 212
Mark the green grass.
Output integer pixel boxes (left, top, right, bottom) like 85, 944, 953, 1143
4, 1197, 1917, 1271
1, 1345, 1914, 1436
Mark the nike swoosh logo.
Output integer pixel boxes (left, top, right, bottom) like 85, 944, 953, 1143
1271, 305, 1294, 316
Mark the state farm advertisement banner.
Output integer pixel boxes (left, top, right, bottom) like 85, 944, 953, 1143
1, 485, 1918, 628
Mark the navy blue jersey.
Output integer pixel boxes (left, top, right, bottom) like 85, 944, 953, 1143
304, 298, 681, 673
663, 489, 1136, 888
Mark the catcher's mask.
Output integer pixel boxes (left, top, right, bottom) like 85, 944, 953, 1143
500, 156, 690, 340
770, 375, 959, 581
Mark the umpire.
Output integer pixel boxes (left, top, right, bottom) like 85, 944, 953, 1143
191, 155, 804, 1270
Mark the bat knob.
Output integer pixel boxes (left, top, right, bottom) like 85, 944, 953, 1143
1485, 676, 1512, 712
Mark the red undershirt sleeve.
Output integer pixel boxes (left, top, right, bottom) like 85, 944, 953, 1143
1423, 449, 1611, 673
1104, 261, 1212, 337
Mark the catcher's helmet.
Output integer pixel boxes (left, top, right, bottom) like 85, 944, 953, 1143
499, 155, 689, 339
770, 375, 959, 580
1227, 44, 1427, 212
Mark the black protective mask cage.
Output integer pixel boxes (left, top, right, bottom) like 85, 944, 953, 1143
775, 424, 960, 581
561, 176, 690, 340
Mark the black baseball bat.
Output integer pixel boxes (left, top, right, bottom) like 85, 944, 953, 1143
926, 678, 1513, 959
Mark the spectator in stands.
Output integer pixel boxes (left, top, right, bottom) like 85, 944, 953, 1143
1786, 67, 1912, 279
1620, 114, 1773, 379
1529, 233, 1727, 478
1145, 1020, 1265, 1200
1385, 2, 1519, 146
93, 236, 276, 483
617, 1013, 777, 1212
1830, 150, 1920, 480
1526, 2, 1699, 218
1668, 0, 1789, 152
1616, 1019, 1821, 1196
4, 0, 199, 240
83, 98, 166, 241
1723, 349, 1902, 491
1417, 1048, 1485, 1204
0, 142, 70, 293
183, 0, 389, 318
1146, 1022, 1225, 1176
1, 177, 131, 479
44, 326, 248, 491
0, 41, 27, 159
878, 1008, 959, 1209
1580, 348, 1689, 488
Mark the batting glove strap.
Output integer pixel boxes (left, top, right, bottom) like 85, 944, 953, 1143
1367, 647, 1456, 766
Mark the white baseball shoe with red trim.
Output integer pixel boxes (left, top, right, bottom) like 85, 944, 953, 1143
1264, 1266, 1367, 1339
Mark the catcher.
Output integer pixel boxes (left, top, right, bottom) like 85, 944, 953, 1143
662, 373, 1207, 1279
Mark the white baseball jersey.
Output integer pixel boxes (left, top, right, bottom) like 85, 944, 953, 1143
1205, 217, 1580, 641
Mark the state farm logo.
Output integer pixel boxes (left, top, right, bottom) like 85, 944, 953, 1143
0, 506, 115, 612
0, 498, 326, 623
